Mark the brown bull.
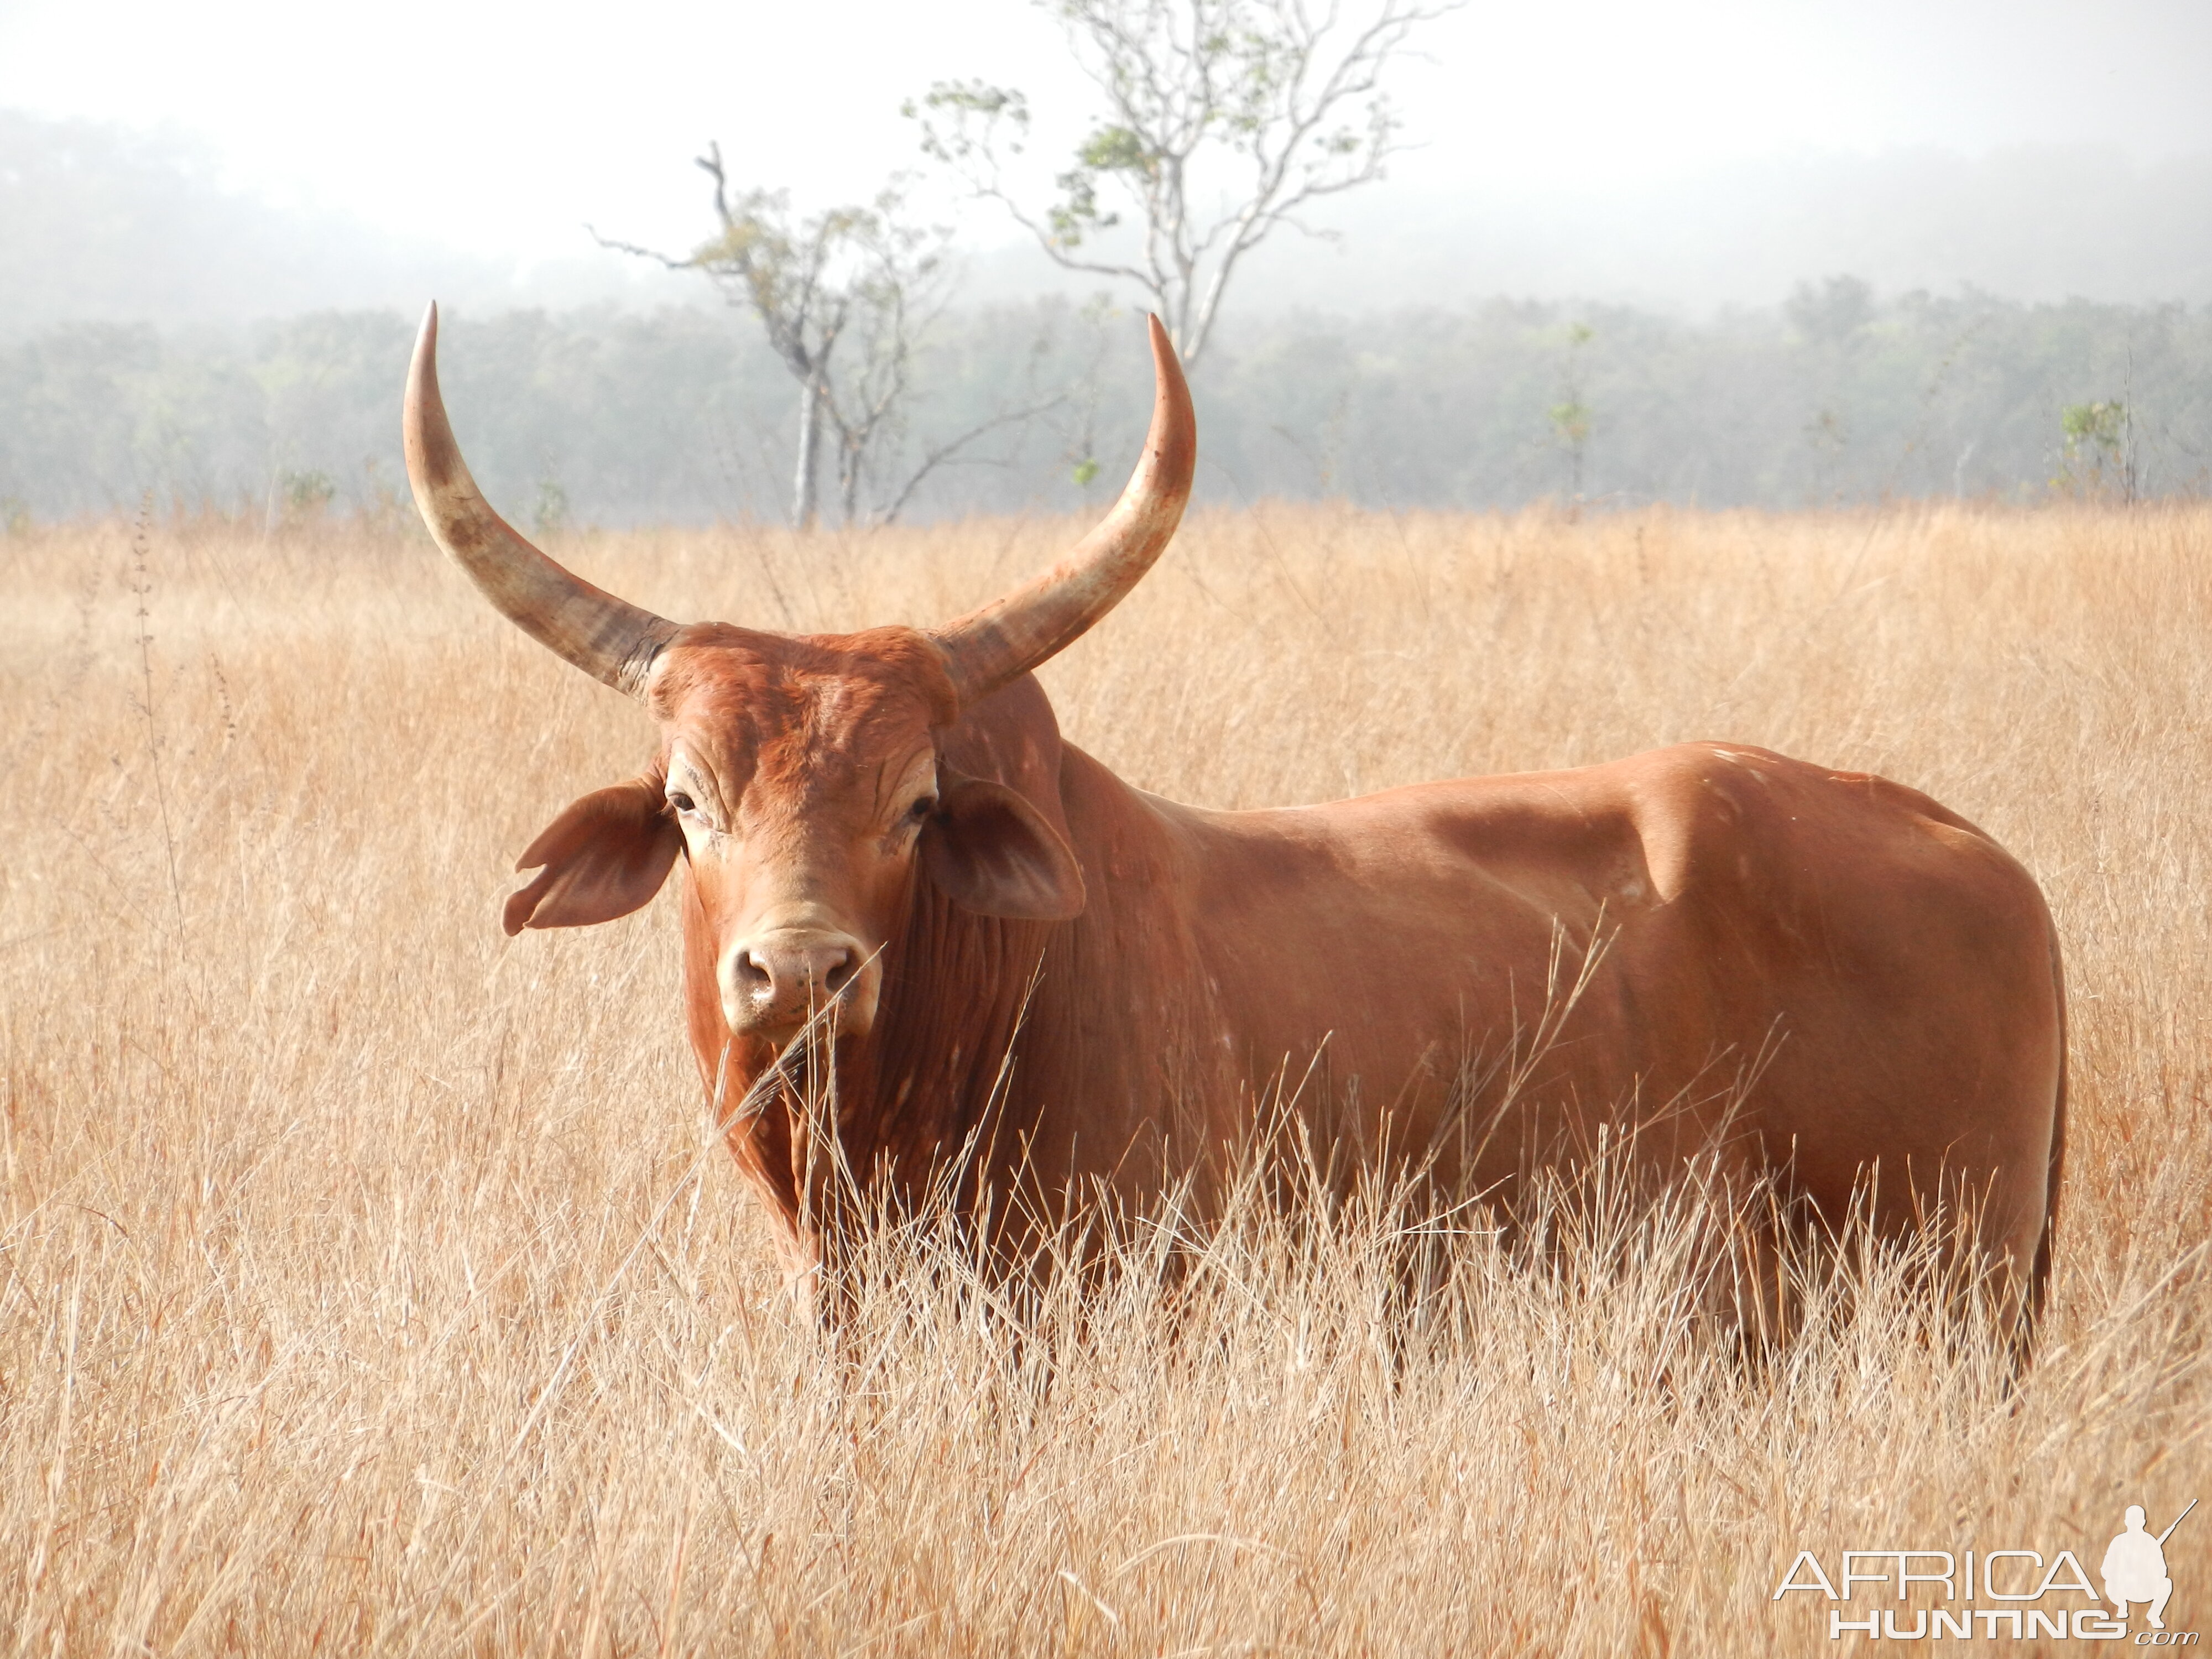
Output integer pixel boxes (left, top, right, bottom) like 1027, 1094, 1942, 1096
403, 304, 2065, 1333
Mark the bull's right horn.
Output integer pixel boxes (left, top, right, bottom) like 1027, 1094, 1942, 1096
404, 302, 677, 697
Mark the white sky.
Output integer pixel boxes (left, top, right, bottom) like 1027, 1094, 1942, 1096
3, 0, 2208, 268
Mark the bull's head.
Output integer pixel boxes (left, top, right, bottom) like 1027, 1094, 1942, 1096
403, 305, 1193, 1050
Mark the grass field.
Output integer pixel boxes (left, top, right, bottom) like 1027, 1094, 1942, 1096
3, 502, 2207, 1654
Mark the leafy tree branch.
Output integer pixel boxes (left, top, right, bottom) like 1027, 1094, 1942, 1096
596, 145, 1001, 527
909, 0, 1459, 368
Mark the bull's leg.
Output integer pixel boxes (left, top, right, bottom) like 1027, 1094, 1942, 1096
1733, 1211, 1791, 1353
1698, 1188, 1799, 1367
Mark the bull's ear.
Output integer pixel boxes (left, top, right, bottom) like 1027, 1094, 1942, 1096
503, 774, 682, 935
922, 775, 1086, 921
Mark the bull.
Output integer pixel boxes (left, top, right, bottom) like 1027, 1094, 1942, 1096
402, 305, 2065, 1338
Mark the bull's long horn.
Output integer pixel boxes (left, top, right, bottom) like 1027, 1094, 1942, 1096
930, 314, 1195, 706
404, 302, 677, 697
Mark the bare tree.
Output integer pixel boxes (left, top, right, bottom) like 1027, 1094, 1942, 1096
598, 146, 1034, 528
908, 0, 1459, 369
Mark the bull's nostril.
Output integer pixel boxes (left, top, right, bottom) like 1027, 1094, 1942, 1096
727, 936, 871, 1032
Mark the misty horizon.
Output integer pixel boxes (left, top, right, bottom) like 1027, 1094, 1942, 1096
5, 107, 2211, 338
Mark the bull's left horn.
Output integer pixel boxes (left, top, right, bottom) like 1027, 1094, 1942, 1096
928, 314, 1195, 706
404, 302, 677, 697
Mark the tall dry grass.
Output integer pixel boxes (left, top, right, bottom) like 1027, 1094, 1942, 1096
2, 502, 2207, 1655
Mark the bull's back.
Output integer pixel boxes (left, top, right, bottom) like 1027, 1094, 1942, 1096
1144, 743, 2060, 1266
1616, 745, 2062, 1266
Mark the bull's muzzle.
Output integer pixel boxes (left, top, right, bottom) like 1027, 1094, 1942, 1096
722, 928, 879, 1041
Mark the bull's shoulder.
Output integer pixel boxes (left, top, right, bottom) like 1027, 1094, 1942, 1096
1165, 766, 1660, 926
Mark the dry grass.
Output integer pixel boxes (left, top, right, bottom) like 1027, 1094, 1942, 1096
3, 502, 2208, 1655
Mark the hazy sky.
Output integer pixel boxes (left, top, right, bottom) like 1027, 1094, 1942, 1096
3, 0, 2209, 270
4, 0, 2212, 263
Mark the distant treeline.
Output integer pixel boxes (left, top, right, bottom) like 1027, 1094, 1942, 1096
4, 284, 2208, 527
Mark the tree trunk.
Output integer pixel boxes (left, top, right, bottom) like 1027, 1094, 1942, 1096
838, 434, 863, 526
792, 375, 824, 530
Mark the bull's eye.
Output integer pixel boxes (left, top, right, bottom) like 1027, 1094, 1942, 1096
669, 790, 697, 816
909, 795, 937, 823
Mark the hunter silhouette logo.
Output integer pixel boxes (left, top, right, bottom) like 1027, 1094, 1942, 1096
2106, 1501, 2194, 1632
1773, 1497, 2197, 1642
